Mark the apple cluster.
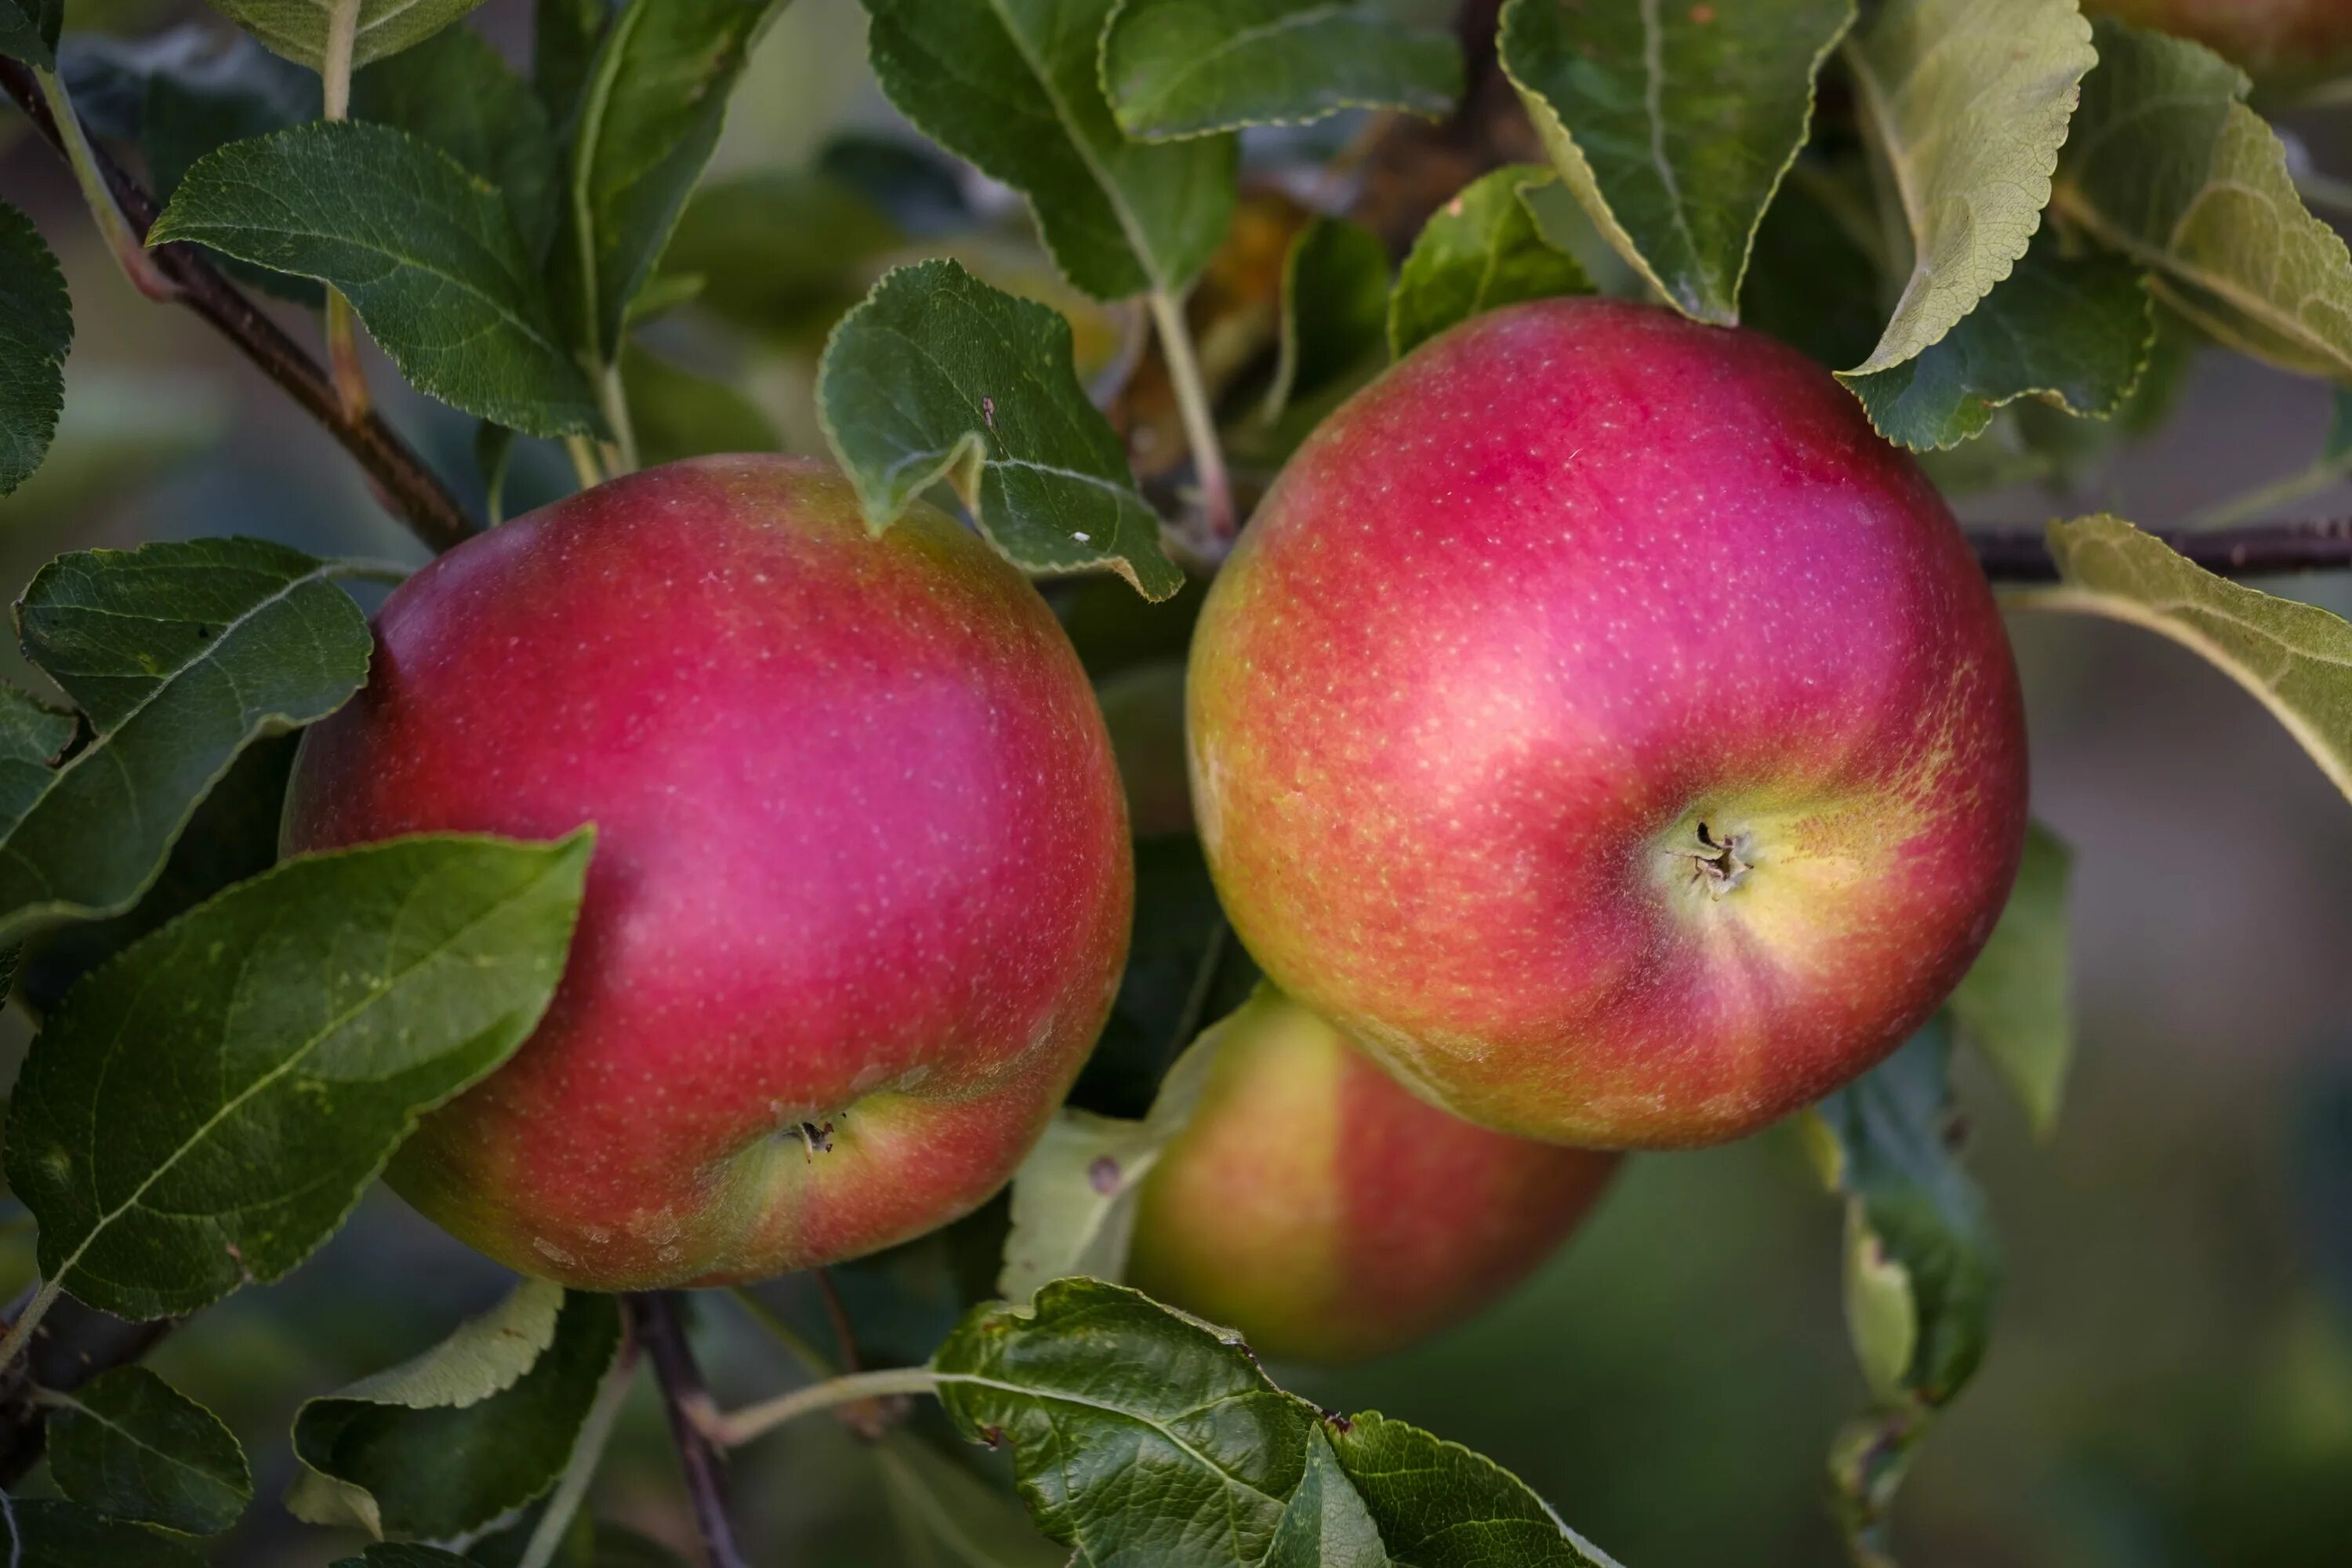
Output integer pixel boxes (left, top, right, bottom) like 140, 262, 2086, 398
285, 299, 2027, 1359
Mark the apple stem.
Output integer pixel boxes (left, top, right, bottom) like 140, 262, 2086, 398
632, 1292, 753, 1568
1149, 288, 1237, 555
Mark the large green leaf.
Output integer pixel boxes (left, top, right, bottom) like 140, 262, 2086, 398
2, 830, 592, 1320
0, 539, 372, 942
0, 197, 71, 498
352, 21, 562, 255
550, 0, 772, 371
2022, 515, 2352, 804
149, 122, 600, 437
202, 0, 488, 71
932, 1278, 1320, 1565
45, 1367, 253, 1537
289, 1282, 625, 1539
0, 0, 59, 69
1102, 0, 1459, 139
1842, 233, 2153, 450
818, 259, 1182, 600
1842, 0, 2096, 376
1387, 165, 1590, 359
0, 1500, 209, 1567
2054, 20, 2352, 383
1951, 822, 2073, 1137
1329, 1414, 1624, 1567
1498, 0, 1854, 325
862, 0, 1236, 299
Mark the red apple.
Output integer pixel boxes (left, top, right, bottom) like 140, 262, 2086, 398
1127, 988, 1618, 1364
285, 456, 1131, 1288
2082, 0, 2352, 81
1188, 299, 2027, 1149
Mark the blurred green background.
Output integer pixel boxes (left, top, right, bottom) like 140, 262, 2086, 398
5, 2, 2352, 1565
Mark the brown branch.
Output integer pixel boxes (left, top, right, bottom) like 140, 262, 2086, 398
0, 55, 478, 556
1966, 519, 2352, 582
630, 1293, 751, 1568
0, 1288, 175, 1488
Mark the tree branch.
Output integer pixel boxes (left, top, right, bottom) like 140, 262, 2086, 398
1965, 519, 2352, 582
0, 55, 478, 556
0, 1288, 175, 1488
630, 1293, 751, 1568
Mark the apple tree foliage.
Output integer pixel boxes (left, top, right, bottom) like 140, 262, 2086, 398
0, 0, 2350, 1562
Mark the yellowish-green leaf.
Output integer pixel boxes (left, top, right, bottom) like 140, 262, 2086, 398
203, 0, 488, 71
1842, 0, 2096, 376
1951, 822, 2073, 1136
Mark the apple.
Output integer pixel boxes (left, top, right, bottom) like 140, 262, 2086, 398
1127, 988, 1618, 1364
2082, 0, 2352, 82
1188, 298, 2028, 1149
285, 455, 1132, 1289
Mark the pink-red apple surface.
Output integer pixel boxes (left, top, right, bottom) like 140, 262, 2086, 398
2083, 0, 2352, 80
1128, 988, 1618, 1363
1188, 299, 2028, 1149
285, 456, 1131, 1288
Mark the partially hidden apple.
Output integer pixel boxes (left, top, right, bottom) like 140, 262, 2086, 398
1128, 988, 1619, 1364
2083, 0, 2352, 82
1188, 298, 2028, 1149
285, 455, 1132, 1289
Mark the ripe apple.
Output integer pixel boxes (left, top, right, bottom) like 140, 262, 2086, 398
1127, 988, 1619, 1363
2082, 0, 2352, 81
1188, 298, 2028, 1149
285, 456, 1132, 1289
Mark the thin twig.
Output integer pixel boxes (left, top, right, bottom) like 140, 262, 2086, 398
0, 54, 477, 555
630, 1294, 751, 1568
1963, 519, 2352, 582
1148, 289, 1236, 552
515, 1329, 642, 1568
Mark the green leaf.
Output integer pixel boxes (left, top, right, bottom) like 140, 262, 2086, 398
818, 259, 1182, 600
1387, 164, 1590, 359
1261, 216, 1388, 424
0, 196, 72, 497
202, 0, 489, 71
2029, 514, 2352, 804
2, 829, 592, 1320
1329, 1413, 1625, 1567
338, 1548, 474, 1568
1266, 1427, 1388, 1568
45, 1367, 252, 1537
148, 122, 600, 437
551, 0, 774, 371
0, 1499, 210, 1567
869, 1432, 1065, 1568
2054, 20, 2352, 383
1807, 1018, 2002, 1407
1102, 0, 1461, 139
861, 0, 1237, 299
931, 1278, 1320, 1565
1842, 0, 2097, 376
0, 0, 59, 70
289, 1283, 624, 1539
1950, 822, 2074, 1136
353, 20, 563, 255
998, 999, 1231, 1300
0, 539, 372, 942
534, 0, 611, 122
1499, 0, 1853, 325
1740, 159, 1886, 369
1842, 234, 2154, 450
622, 343, 777, 466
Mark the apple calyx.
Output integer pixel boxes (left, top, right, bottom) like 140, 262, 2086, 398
1666, 820, 1754, 898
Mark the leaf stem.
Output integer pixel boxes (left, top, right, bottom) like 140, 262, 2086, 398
597, 363, 639, 477
32, 67, 176, 302
0, 56, 477, 553
318, 2, 372, 423
564, 435, 606, 491
631, 1293, 750, 1568
1149, 287, 1236, 553
515, 1332, 643, 1568
0, 1281, 63, 1376
713, 1366, 947, 1450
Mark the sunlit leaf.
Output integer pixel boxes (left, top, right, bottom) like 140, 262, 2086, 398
1388, 164, 1589, 358
1102, 0, 1460, 139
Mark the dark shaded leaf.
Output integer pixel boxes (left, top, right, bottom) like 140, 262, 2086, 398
0, 197, 71, 498
0, 1499, 209, 1566
621, 342, 776, 466
660, 169, 906, 346
0, 0, 59, 70
45, 1366, 251, 1536
3, 830, 592, 1319
817, 132, 972, 237
1261, 216, 1388, 423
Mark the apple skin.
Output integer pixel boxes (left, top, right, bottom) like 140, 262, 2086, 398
2082, 0, 2352, 81
1127, 989, 1618, 1365
285, 455, 1131, 1289
1188, 298, 2028, 1149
